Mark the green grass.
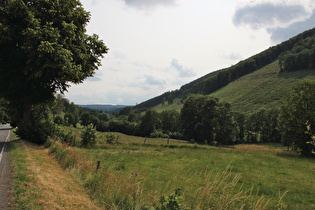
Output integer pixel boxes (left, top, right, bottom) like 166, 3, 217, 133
152, 98, 183, 113
150, 60, 315, 114
8, 140, 41, 209
211, 60, 315, 113
49, 130, 315, 209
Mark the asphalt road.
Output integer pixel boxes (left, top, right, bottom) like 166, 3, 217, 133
0, 123, 11, 209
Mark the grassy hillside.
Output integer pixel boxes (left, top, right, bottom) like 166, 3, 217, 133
152, 60, 315, 114
136, 28, 315, 112
211, 60, 315, 113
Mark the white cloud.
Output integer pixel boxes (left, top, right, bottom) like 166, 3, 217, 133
267, 9, 315, 42
233, 0, 315, 43
143, 74, 167, 86
122, 0, 179, 10
233, 2, 309, 29
171, 58, 195, 78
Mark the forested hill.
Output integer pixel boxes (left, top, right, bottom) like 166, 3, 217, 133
134, 27, 315, 111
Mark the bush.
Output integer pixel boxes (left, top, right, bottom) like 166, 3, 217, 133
169, 132, 182, 140
162, 133, 169, 138
81, 124, 97, 147
106, 132, 117, 144
150, 130, 164, 138
159, 188, 184, 210
54, 115, 63, 125
16, 115, 55, 145
57, 128, 75, 145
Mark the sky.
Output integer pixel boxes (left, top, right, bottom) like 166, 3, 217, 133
64, 0, 315, 105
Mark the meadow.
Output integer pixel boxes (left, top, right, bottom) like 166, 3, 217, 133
42, 130, 315, 209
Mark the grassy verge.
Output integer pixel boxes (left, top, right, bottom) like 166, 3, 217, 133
9, 139, 100, 209
48, 130, 315, 209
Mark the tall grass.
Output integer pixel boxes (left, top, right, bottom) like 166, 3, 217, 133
45, 135, 310, 209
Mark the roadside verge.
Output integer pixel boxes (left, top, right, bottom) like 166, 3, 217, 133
9, 140, 100, 209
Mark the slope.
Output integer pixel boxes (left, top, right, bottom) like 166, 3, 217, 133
134, 27, 315, 112
152, 61, 315, 114
211, 60, 315, 113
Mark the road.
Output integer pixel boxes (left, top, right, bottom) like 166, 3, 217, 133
0, 123, 11, 209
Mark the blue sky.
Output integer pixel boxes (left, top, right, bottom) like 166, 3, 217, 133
65, 0, 315, 105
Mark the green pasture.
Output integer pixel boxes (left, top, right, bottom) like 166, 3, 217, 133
57, 131, 315, 209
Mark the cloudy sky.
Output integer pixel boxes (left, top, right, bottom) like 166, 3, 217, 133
64, 0, 315, 105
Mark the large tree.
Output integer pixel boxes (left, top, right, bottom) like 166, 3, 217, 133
180, 94, 237, 144
278, 80, 315, 156
0, 0, 108, 143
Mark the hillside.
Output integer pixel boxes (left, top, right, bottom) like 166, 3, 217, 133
211, 61, 315, 113
151, 61, 315, 113
134, 27, 315, 112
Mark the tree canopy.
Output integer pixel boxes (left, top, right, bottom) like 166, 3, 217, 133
278, 80, 315, 156
0, 0, 108, 143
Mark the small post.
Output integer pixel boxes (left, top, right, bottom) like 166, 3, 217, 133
144, 137, 147, 144
115, 135, 119, 143
96, 160, 100, 173
167, 137, 170, 145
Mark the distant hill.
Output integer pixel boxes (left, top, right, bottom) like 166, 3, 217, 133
134, 27, 315, 113
77, 104, 128, 114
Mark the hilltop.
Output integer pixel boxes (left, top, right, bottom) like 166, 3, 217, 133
134, 28, 315, 113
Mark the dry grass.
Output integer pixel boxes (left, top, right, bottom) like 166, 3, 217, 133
11, 141, 100, 209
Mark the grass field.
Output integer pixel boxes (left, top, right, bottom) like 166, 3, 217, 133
31, 130, 315, 209
211, 60, 315, 113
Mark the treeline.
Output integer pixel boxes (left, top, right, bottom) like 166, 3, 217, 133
46, 94, 280, 146
77, 95, 281, 146
135, 28, 315, 111
279, 35, 315, 72
7, 80, 314, 157
0, 98, 9, 123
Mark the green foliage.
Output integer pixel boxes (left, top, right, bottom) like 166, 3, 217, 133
168, 94, 174, 105
64, 113, 76, 127
54, 115, 63, 125
81, 124, 97, 147
0, 0, 107, 143
138, 109, 159, 137
106, 132, 117, 144
0, 98, 9, 122
57, 127, 75, 145
278, 80, 315, 156
279, 35, 315, 72
81, 112, 92, 126
52, 94, 67, 117
15, 104, 55, 144
180, 95, 237, 144
160, 110, 180, 134
306, 122, 315, 154
150, 130, 169, 138
159, 188, 184, 210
